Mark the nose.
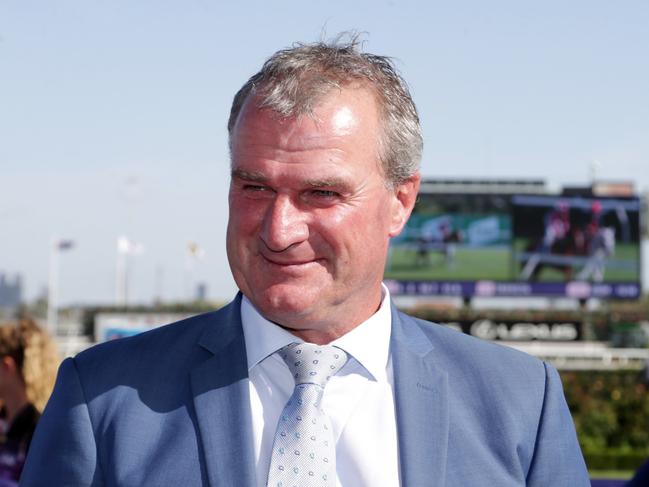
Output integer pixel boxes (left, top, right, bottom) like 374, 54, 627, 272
260, 195, 309, 252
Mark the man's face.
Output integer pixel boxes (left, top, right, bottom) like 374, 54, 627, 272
227, 87, 419, 342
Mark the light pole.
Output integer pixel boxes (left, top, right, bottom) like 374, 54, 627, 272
185, 242, 205, 302
46, 238, 74, 335
116, 236, 144, 307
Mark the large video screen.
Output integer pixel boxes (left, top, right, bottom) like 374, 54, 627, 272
384, 193, 641, 299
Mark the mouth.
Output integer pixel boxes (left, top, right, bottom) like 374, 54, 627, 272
260, 254, 322, 268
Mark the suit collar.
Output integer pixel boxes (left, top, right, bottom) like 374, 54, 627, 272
391, 305, 449, 487
191, 293, 257, 487
196, 293, 245, 355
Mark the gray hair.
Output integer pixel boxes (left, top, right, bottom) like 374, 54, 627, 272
227, 37, 423, 186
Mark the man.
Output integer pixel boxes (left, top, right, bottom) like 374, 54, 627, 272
21, 39, 589, 486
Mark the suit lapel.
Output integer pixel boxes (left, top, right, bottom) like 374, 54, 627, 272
187, 297, 449, 486
391, 306, 449, 487
190, 295, 257, 487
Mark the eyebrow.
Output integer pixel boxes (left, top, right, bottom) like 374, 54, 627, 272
303, 178, 350, 190
231, 169, 268, 183
231, 169, 352, 192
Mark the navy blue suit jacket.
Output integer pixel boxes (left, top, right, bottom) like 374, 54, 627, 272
21, 295, 589, 486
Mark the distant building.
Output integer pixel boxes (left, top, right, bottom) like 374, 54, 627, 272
0, 273, 23, 310
195, 282, 207, 302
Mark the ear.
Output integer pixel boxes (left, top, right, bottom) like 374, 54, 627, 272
388, 173, 420, 237
0, 356, 17, 373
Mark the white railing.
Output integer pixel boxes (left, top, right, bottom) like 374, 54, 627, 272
55, 335, 95, 358
54, 335, 649, 371
501, 341, 649, 370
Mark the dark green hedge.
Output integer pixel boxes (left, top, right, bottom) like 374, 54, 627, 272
583, 448, 649, 471
561, 370, 649, 471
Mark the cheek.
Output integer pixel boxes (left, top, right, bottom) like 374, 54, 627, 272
345, 198, 393, 236
316, 202, 390, 256
229, 198, 265, 236
227, 213, 259, 269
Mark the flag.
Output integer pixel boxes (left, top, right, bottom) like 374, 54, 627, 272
187, 242, 206, 260
117, 236, 144, 255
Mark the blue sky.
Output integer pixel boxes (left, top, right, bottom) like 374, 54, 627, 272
1, 0, 648, 305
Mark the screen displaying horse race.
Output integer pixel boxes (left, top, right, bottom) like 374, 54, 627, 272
384, 192, 641, 299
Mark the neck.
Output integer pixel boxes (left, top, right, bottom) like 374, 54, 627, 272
279, 324, 352, 345
277, 289, 385, 345
3, 390, 29, 425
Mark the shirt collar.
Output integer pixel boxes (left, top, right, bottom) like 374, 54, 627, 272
241, 296, 298, 371
330, 285, 391, 382
241, 284, 392, 383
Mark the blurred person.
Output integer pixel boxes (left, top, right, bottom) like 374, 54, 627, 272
0, 318, 59, 485
541, 200, 571, 253
416, 216, 462, 268
577, 226, 616, 282
577, 201, 615, 282
521, 200, 573, 280
22, 37, 589, 486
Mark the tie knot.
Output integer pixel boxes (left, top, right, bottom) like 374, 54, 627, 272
279, 342, 348, 387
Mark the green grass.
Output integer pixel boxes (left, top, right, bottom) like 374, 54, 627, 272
512, 240, 640, 282
385, 238, 641, 282
589, 470, 633, 480
385, 246, 511, 280
386, 240, 640, 282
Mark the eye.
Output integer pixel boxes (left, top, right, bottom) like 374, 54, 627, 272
310, 189, 340, 198
243, 184, 271, 192
238, 183, 275, 198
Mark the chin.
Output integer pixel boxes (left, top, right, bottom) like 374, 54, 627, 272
251, 283, 322, 323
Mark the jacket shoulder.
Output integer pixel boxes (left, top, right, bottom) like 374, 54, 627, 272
402, 311, 546, 370
72, 300, 241, 391
395, 311, 552, 404
76, 309, 218, 363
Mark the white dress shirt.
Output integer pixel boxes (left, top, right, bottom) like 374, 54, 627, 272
241, 285, 401, 487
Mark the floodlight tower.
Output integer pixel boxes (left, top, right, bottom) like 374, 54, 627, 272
46, 238, 75, 335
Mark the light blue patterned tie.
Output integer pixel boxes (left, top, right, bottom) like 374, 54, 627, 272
266, 342, 348, 487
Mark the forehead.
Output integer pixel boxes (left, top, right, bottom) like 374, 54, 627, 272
231, 87, 382, 154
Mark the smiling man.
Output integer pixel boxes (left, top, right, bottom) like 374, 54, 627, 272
227, 85, 416, 343
22, 39, 589, 486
